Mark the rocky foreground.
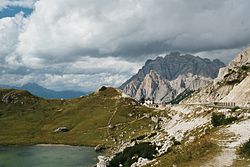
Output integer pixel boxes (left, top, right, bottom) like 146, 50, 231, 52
96, 103, 250, 167
97, 48, 250, 167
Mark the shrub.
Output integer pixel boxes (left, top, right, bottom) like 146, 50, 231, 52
226, 79, 241, 85
239, 139, 250, 157
231, 106, 240, 112
211, 113, 225, 127
108, 142, 157, 167
240, 65, 250, 71
131, 134, 147, 142
211, 113, 238, 127
169, 89, 194, 104
99, 86, 107, 91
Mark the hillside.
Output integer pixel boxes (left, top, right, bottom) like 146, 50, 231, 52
120, 52, 225, 103
0, 83, 250, 167
183, 47, 250, 107
0, 87, 155, 146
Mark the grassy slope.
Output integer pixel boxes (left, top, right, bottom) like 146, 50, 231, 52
147, 134, 220, 167
0, 88, 154, 147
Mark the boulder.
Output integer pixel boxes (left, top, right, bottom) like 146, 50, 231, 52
53, 127, 69, 133
96, 156, 108, 167
95, 144, 107, 152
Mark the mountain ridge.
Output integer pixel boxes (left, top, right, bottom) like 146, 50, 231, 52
183, 47, 250, 107
120, 52, 225, 103
0, 83, 87, 99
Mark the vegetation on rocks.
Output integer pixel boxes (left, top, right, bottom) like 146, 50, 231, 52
146, 135, 220, 167
211, 113, 238, 127
108, 142, 157, 167
169, 89, 194, 104
222, 66, 249, 85
240, 64, 250, 71
239, 139, 250, 157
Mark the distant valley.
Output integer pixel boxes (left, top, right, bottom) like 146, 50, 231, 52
0, 83, 88, 99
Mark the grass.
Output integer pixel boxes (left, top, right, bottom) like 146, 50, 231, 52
146, 134, 220, 167
233, 138, 250, 166
0, 87, 154, 147
238, 139, 250, 157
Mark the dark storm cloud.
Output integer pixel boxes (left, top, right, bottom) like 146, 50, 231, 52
15, 0, 250, 64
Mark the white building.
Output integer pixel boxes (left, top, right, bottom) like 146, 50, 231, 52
145, 98, 154, 105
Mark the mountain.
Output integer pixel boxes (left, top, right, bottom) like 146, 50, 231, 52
0, 83, 87, 99
183, 47, 250, 107
120, 52, 225, 103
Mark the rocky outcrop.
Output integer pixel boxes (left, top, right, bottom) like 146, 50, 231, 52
96, 156, 109, 167
183, 47, 250, 107
134, 70, 175, 103
95, 144, 107, 152
0, 89, 40, 105
120, 52, 225, 103
53, 127, 69, 133
170, 73, 212, 96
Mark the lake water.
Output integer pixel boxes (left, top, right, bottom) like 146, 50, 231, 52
0, 145, 101, 167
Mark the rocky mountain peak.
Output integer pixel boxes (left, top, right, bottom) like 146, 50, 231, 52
120, 53, 225, 103
147, 70, 161, 79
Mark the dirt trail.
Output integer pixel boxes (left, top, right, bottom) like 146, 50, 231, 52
202, 119, 250, 167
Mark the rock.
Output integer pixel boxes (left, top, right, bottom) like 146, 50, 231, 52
108, 124, 114, 129
151, 116, 160, 123
2, 90, 39, 104
53, 127, 69, 133
153, 124, 160, 130
131, 101, 137, 106
131, 157, 150, 167
128, 113, 134, 117
95, 144, 106, 152
184, 47, 250, 107
96, 156, 108, 167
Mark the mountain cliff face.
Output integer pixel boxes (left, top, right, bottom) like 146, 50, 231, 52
120, 52, 225, 103
183, 47, 250, 107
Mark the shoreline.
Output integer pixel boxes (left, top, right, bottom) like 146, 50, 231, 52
0, 143, 96, 148
36, 143, 83, 147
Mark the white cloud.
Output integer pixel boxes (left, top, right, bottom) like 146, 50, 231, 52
1, 0, 250, 90
0, 72, 134, 91
0, 12, 26, 66
17, 0, 250, 66
195, 48, 244, 65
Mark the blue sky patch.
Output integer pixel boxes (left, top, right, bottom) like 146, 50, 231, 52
0, 6, 33, 19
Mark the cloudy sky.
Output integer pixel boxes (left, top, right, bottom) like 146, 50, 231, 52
0, 0, 250, 91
